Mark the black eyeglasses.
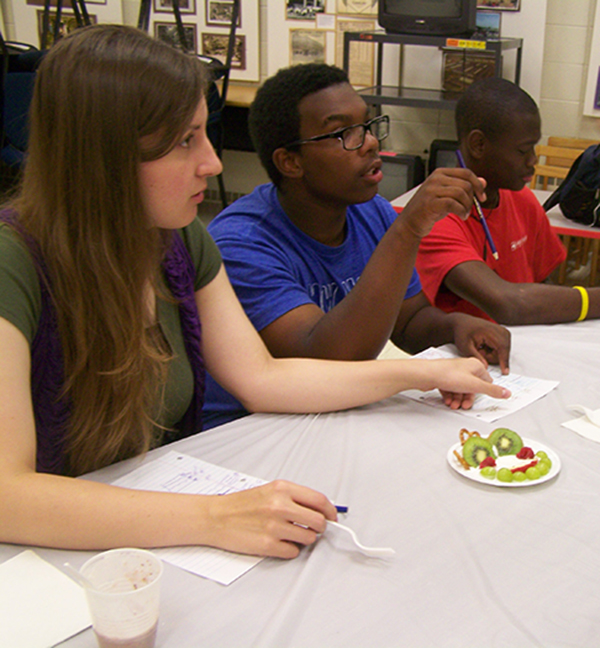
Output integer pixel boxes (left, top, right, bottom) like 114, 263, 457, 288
285, 115, 390, 151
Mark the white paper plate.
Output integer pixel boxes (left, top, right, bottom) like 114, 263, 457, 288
447, 437, 561, 488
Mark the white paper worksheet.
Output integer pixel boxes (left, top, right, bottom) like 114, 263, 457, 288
400, 346, 559, 423
112, 451, 267, 585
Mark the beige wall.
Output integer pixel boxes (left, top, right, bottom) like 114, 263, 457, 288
541, 0, 600, 141
3, 0, 598, 196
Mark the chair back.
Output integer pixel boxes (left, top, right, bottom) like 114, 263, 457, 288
546, 136, 600, 168
0, 34, 44, 168
530, 144, 585, 191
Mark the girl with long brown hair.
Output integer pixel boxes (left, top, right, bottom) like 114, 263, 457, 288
0, 24, 508, 557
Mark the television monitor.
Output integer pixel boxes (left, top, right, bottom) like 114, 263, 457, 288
378, 0, 477, 37
378, 152, 425, 201
427, 139, 459, 175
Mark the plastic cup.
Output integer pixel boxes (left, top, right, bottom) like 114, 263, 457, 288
80, 548, 163, 648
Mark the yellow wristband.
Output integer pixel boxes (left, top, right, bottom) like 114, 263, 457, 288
574, 285, 589, 322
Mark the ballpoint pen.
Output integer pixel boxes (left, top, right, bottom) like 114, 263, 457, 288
455, 149, 499, 260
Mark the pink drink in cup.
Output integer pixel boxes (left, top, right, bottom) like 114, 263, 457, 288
80, 548, 163, 648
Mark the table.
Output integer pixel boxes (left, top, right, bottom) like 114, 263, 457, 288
3, 321, 600, 647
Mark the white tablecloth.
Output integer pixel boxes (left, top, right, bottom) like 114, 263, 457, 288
3, 322, 600, 647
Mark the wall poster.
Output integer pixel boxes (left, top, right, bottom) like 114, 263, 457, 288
336, 18, 376, 87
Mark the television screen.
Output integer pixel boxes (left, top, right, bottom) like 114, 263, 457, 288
384, 0, 462, 19
378, 153, 425, 201
427, 139, 459, 175
379, 0, 476, 36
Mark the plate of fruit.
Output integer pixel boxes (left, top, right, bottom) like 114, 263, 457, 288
447, 427, 560, 487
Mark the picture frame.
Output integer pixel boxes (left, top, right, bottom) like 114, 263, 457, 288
28, 0, 106, 6
36, 10, 97, 49
474, 10, 501, 40
286, 0, 325, 21
336, 0, 378, 16
202, 32, 246, 69
153, 0, 196, 14
290, 29, 326, 65
154, 21, 198, 52
205, 0, 241, 27
336, 18, 376, 87
477, 0, 520, 11
594, 68, 600, 110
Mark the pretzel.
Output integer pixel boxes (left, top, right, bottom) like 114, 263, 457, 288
459, 428, 480, 446
453, 449, 471, 471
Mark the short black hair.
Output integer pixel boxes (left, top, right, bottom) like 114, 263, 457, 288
455, 77, 539, 143
249, 63, 349, 187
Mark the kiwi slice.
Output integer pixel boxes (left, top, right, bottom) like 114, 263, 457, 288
462, 436, 496, 468
488, 428, 523, 456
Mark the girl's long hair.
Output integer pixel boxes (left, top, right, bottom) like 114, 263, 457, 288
11, 24, 208, 475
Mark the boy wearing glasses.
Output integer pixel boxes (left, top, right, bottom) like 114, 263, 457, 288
203, 63, 510, 428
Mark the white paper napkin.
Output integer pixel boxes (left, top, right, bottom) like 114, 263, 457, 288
0, 550, 92, 648
562, 409, 600, 443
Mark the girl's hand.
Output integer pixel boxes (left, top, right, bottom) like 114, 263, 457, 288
430, 357, 510, 410
203, 480, 338, 559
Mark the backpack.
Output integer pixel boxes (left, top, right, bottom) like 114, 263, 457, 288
543, 143, 600, 227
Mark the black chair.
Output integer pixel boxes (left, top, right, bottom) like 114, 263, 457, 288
0, 34, 45, 172
0, 1, 89, 173
138, 0, 239, 209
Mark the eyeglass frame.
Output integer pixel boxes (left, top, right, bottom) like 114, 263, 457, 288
284, 114, 390, 151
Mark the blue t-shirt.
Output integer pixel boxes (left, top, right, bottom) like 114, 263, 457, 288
203, 183, 422, 428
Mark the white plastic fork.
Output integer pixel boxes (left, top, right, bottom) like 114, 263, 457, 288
327, 521, 396, 558
568, 404, 600, 427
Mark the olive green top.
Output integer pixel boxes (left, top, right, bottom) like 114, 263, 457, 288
0, 217, 222, 429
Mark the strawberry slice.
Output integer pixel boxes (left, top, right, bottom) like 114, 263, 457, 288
516, 447, 534, 460
511, 459, 538, 473
479, 457, 496, 468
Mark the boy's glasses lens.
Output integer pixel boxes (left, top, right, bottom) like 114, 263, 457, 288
342, 117, 389, 150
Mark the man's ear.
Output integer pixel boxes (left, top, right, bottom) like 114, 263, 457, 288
272, 147, 304, 180
465, 130, 486, 160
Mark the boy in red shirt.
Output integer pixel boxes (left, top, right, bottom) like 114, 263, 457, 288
415, 78, 600, 325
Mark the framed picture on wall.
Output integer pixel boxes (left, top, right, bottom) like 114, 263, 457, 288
336, 18, 376, 87
477, 0, 520, 10
154, 0, 196, 14
28, 0, 106, 5
36, 10, 97, 49
286, 0, 325, 21
202, 32, 246, 69
336, 0, 377, 16
290, 29, 326, 65
154, 21, 198, 52
205, 0, 241, 27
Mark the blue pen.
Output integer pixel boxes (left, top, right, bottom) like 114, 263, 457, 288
455, 150, 499, 260
335, 505, 348, 514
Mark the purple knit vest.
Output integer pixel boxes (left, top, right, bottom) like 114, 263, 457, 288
1, 210, 205, 474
